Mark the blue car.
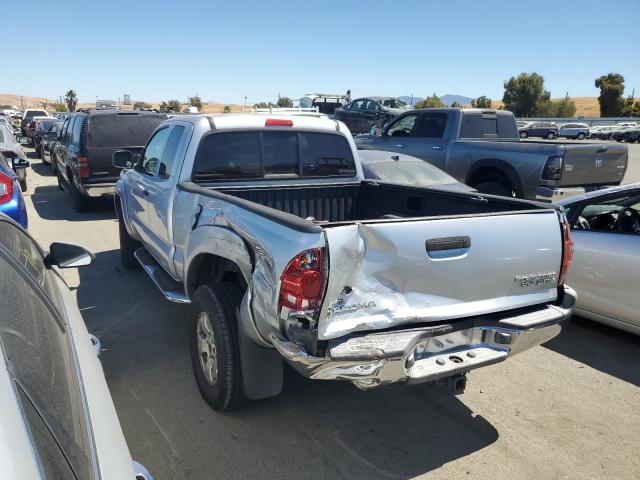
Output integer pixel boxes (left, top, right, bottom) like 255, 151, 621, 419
0, 152, 28, 228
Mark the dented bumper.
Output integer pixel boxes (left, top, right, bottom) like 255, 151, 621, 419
271, 286, 576, 390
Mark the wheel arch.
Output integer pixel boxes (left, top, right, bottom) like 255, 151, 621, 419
466, 159, 525, 198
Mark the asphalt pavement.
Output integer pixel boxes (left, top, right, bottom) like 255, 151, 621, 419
22, 142, 640, 480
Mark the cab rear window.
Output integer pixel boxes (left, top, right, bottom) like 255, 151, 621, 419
192, 131, 356, 181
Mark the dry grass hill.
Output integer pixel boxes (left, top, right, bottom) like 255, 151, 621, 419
2, 93, 602, 117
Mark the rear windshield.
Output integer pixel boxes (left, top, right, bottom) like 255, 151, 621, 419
460, 113, 518, 139
192, 131, 356, 182
25, 110, 47, 119
365, 160, 458, 186
87, 114, 166, 148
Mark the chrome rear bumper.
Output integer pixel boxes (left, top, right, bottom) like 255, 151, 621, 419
271, 286, 576, 390
535, 186, 585, 202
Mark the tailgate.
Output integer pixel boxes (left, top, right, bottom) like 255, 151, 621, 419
87, 146, 144, 178
559, 144, 627, 187
318, 211, 562, 340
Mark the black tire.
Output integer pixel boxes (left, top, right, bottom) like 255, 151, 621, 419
189, 282, 245, 412
519, 131, 528, 139
577, 133, 585, 140
19, 179, 27, 192
56, 166, 64, 190
118, 210, 141, 269
546, 132, 555, 140
474, 181, 513, 197
70, 177, 94, 212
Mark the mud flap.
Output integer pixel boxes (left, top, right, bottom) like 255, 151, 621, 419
238, 320, 284, 400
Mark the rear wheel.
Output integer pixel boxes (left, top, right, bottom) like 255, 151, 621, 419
189, 282, 245, 412
577, 133, 585, 140
519, 131, 528, 139
118, 209, 141, 269
70, 177, 94, 212
474, 181, 513, 197
546, 132, 556, 140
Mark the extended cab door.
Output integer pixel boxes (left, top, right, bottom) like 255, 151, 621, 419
376, 111, 448, 169
143, 123, 191, 274
127, 126, 171, 251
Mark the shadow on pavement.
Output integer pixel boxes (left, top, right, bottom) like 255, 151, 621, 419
76, 249, 498, 480
30, 159, 54, 177
31, 185, 115, 221
544, 316, 640, 387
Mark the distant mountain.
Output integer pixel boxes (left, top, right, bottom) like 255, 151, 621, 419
440, 94, 473, 106
398, 96, 424, 106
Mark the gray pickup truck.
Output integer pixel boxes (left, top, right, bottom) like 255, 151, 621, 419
356, 108, 628, 202
113, 114, 576, 411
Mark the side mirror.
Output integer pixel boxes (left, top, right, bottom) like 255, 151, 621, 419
370, 126, 383, 137
45, 242, 95, 268
113, 149, 134, 168
158, 162, 168, 178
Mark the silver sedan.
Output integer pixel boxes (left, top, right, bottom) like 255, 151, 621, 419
559, 182, 640, 334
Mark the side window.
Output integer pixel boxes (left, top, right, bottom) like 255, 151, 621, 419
60, 118, 70, 142
365, 100, 381, 112
574, 193, 640, 234
387, 114, 420, 137
416, 112, 447, 138
141, 127, 170, 175
350, 99, 366, 111
0, 254, 92, 478
71, 116, 83, 145
16, 387, 77, 479
158, 125, 185, 178
66, 117, 76, 142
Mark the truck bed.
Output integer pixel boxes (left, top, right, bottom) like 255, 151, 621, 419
179, 180, 549, 228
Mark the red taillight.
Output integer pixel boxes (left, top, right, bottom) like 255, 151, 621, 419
78, 156, 89, 178
0, 172, 13, 204
279, 248, 326, 312
265, 118, 293, 127
558, 218, 574, 286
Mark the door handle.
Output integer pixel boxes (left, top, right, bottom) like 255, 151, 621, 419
432, 145, 444, 150
395, 144, 405, 148
426, 236, 471, 252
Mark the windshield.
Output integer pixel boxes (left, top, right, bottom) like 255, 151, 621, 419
365, 160, 459, 186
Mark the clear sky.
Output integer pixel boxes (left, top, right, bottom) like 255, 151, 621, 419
3, 0, 639, 104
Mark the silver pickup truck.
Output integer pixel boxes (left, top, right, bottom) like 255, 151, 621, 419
113, 114, 576, 411
356, 108, 628, 202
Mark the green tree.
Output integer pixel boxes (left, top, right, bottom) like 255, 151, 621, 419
65, 89, 78, 112
450, 101, 462, 108
160, 100, 182, 112
471, 96, 492, 108
595, 73, 625, 117
188, 95, 203, 111
223, 105, 231, 113
277, 96, 293, 108
53, 102, 68, 112
502, 72, 551, 117
133, 101, 152, 110
552, 93, 577, 118
415, 93, 445, 108
254, 102, 276, 109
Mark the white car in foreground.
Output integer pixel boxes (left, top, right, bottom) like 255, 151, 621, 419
560, 183, 640, 334
0, 215, 152, 479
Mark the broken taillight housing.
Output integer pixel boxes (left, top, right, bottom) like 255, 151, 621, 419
558, 214, 574, 286
279, 248, 326, 313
